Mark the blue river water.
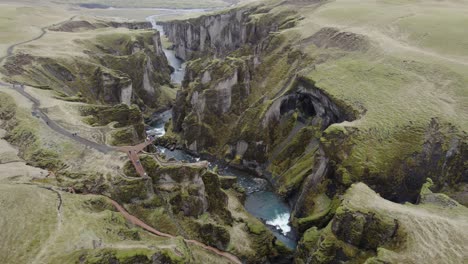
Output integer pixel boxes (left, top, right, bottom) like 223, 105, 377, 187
145, 11, 297, 249
147, 111, 297, 249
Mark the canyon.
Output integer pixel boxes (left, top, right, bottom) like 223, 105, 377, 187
0, 0, 467, 264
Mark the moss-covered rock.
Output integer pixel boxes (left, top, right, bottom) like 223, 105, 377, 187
112, 178, 149, 204
202, 171, 233, 224
331, 209, 398, 250
197, 223, 231, 250
294, 227, 321, 264
0, 92, 63, 171
80, 104, 143, 127
77, 248, 185, 264
123, 155, 160, 178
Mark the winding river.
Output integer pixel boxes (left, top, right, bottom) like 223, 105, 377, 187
146, 12, 297, 249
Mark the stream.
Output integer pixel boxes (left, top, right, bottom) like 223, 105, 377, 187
145, 11, 297, 249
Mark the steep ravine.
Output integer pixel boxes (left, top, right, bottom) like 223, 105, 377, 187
146, 10, 298, 249
153, 4, 359, 257
148, 4, 468, 263
151, 5, 354, 250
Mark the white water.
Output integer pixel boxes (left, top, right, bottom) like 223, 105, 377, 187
266, 212, 291, 235
144, 8, 296, 249
146, 126, 165, 137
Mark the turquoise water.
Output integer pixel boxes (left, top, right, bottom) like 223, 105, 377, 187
147, 119, 297, 249
145, 10, 297, 248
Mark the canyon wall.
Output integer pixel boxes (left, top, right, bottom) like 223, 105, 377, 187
160, 3, 468, 262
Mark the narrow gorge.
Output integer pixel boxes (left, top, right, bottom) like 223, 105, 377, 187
149, 3, 468, 263
1, 1, 467, 264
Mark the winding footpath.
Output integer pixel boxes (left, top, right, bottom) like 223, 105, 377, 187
0, 15, 243, 263
0, 16, 76, 63
0, 15, 114, 153
107, 198, 242, 264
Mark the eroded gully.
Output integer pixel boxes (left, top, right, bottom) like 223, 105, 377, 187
145, 11, 297, 249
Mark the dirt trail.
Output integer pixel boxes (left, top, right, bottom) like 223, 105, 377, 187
0, 16, 76, 65
107, 198, 242, 264
0, 15, 115, 153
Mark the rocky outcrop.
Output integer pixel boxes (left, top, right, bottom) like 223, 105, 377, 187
120, 83, 133, 105
2, 24, 172, 112
262, 78, 353, 130
95, 30, 172, 110
161, 7, 299, 60
172, 56, 254, 152
322, 118, 468, 204
79, 103, 145, 145
93, 67, 133, 105
296, 182, 468, 264
160, 3, 468, 262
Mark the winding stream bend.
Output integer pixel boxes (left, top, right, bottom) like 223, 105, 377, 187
145, 11, 297, 249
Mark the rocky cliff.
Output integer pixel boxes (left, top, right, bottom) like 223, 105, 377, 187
160, 1, 468, 262
2, 21, 173, 112
115, 156, 292, 263
160, 6, 299, 60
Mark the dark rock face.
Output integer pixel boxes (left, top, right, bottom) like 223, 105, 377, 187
361, 119, 467, 204
108, 21, 153, 30
198, 223, 231, 250
263, 78, 353, 131
92, 67, 131, 105
162, 10, 251, 60
161, 7, 296, 60
331, 210, 398, 250
43, 63, 75, 82
400, 119, 467, 201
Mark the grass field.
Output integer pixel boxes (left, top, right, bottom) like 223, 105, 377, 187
0, 2, 71, 59
291, 0, 468, 131
342, 183, 468, 263
56, 0, 235, 9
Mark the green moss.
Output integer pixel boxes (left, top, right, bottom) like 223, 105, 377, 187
79, 248, 153, 264
0, 95, 63, 171
112, 179, 148, 203
123, 155, 160, 178
198, 223, 231, 250
0, 92, 17, 120
295, 227, 321, 263
277, 149, 317, 197
77, 247, 186, 264
294, 197, 340, 232
80, 104, 143, 128
127, 204, 179, 235
270, 127, 318, 187
202, 171, 232, 224
111, 126, 138, 146
246, 222, 266, 235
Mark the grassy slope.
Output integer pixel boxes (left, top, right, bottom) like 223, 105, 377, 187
0, 184, 231, 264
343, 183, 468, 262
0, 184, 57, 264
0, 2, 70, 59
277, 0, 468, 176
54, 0, 233, 9
296, 0, 468, 130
